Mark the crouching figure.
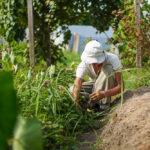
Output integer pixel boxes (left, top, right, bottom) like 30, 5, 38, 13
72, 40, 124, 110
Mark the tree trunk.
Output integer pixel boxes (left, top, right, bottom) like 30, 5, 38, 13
27, 0, 35, 67
45, 25, 51, 66
42, 22, 51, 66
134, 0, 142, 68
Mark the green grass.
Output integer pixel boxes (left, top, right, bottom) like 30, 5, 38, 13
1, 48, 150, 150
123, 68, 150, 90
63, 50, 81, 67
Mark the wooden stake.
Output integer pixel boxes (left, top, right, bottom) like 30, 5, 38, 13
72, 33, 79, 53
27, 0, 35, 67
134, 0, 142, 68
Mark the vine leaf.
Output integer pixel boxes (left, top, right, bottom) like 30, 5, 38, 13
13, 117, 42, 150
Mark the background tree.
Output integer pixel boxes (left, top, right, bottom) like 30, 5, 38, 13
0, 0, 121, 66
0, 0, 27, 42
112, 0, 150, 67
88, 0, 121, 31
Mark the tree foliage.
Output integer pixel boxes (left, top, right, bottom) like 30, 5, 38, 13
112, 0, 150, 67
88, 0, 121, 31
0, 0, 27, 42
0, 0, 121, 66
32, 0, 89, 65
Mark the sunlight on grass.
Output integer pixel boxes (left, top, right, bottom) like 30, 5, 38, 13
63, 50, 81, 66
123, 68, 150, 90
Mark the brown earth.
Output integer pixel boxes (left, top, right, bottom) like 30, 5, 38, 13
78, 87, 150, 150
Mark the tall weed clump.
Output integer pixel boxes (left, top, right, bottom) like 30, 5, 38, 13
14, 65, 97, 149
0, 42, 99, 149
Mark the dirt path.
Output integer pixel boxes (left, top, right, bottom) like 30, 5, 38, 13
78, 87, 150, 150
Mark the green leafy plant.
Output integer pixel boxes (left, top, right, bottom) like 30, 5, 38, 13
0, 71, 43, 150
0, 72, 17, 150
14, 65, 100, 149
112, 0, 150, 67
13, 117, 42, 150
1, 45, 150, 149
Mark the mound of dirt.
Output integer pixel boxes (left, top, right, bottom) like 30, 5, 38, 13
78, 87, 150, 150
99, 87, 150, 150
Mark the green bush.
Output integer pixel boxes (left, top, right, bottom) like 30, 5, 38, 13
112, 0, 150, 67
14, 65, 99, 149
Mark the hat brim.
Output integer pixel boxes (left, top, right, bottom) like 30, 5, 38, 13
81, 51, 105, 64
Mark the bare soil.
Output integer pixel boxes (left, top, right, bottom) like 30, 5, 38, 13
78, 87, 150, 150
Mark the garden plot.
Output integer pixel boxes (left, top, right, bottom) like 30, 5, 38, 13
78, 87, 150, 150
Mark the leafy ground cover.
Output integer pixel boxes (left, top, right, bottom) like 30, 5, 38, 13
15, 66, 103, 149
0, 46, 104, 149
1, 45, 150, 149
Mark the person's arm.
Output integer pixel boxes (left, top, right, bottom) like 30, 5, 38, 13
90, 72, 124, 101
103, 72, 124, 97
73, 77, 83, 104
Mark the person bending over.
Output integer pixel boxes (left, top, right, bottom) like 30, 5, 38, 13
73, 40, 124, 110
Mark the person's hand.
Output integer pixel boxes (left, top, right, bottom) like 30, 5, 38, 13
72, 92, 81, 110
90, 91, 105, 101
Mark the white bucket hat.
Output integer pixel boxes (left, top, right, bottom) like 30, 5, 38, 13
81, 40, 106, 64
